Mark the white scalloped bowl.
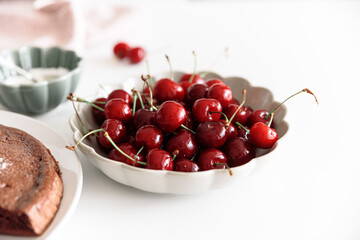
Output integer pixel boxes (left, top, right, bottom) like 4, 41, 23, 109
68, 71, 288, 194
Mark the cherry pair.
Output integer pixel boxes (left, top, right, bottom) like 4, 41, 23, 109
113, 42, 145, 64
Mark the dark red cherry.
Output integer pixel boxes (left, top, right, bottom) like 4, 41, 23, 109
92, 97, 106, 125
237, 125, 250, 139
104, 98, 132, 124
248, 109, 274, 128
98, 119, 127, 149
109, 143, 145, 167
231, 98, 240, 105
192, 98, 222, 123
153, 78, 185, 103
146, 149, 173, 170
223, 104, 253, 126
207, 83, 232, 108
179, 74, 205, 84
185, 83, 209, 105
155, 101, 187, 133
223, 121, 238, 140
108, 89, 132, 105
128, 47, 145, 64
113, 42, 131, 59
133, 109, 156, 130
165, 129, 197, 158
180, 81, 193, 94
249, 122, 278, 149
197, 149, 228, 171
135, 125, 163, 150
196, 121, 227, 148
183, 110, 195, 130
174, 158, 199, 172
223, 137, 255, 167
206, 79, 225, 87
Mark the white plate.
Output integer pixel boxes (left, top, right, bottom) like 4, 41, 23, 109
0, 110, 83, 239
69, 71, 288, 194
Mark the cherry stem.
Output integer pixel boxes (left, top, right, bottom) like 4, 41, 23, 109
200, 47, 228, 78
165, 55, 174, 81
134, 146, 145, 167
69, 94, 88, 135
189, 51, 197, 83
93, 100, 106, 104
265, 88, 318, 119
180, 124, 196, 135
145, 59, 154, 87
141, 74, 155, 111
104, 131, 147, 166
267, 113, 274, 128
215, 162, 233, 176
68, 93, 104, 112
228, 89, 247, 124
235, 121, 250, 133
66, 128, 104, 151
132, 89, 138, 116
210, 111, 229, 123
132, 89, 144, 110
172, 150, 179, 161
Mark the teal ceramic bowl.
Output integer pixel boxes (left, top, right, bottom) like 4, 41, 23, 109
0, 46, 83, 114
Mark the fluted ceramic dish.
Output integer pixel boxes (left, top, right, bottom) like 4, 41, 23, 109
69, 71, 289, 194
0, 46, 83, 114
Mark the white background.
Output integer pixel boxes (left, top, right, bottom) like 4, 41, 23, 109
2, 1, 360, 239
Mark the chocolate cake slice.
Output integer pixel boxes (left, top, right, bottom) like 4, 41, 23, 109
0, 124, 63, 236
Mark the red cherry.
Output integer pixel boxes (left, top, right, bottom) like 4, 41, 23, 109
135, 125, 163, 150
146, 149, 173, 170
155, 101, 187, 133
196, 121, 228, 148
109, 143, 145, 167
183, 110, 195, 130
174, 158, 199, 172
185, 83, 209, 105
153, 78, 185, 103
207, 83, 233, 108
165, 129, 197, 158
113, 42, 130, 59
108, 89, 132, 105
248, 109, 274, 128
98, 119, 127, 149
220, 121, 238, 140
133, 109, 156, 130
128, 47, 145, 64
179, 74, 205, 84
104, 98, 133, 124
206, 79, 225, 87
192, 98, 222, 123
231, 98, 240, 105
92, 97, 106, 125
197, 149, 228, 171
223, 104, 253, 126
237, 125, 250, 139
249, 122, 278, 149
223, 137, 255, 167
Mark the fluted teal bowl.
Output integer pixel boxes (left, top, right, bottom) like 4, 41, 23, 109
0, 46, 83, 114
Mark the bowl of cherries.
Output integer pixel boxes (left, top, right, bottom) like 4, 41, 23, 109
68, 67, 316, 194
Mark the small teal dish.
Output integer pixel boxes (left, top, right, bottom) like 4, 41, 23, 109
0, 46, 83, 114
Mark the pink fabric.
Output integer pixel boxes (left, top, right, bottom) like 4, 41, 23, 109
0, 0, 130, 54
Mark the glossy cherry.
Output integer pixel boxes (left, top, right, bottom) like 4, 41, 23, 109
113, 42, 131, 59
206, 79, 225, 87
192, 98, 222, 123
92, 97, 107, 125
109, 142, 145, 167
185, 83, 209, 105
197, 149, 228, 171
196, 121, 227, 148
223, 137, 255, 167
207, 83, 233, 108
174, 158, 199, 172
155, 101, 187, 133
108, 89, 132, 105
165, 129, 197, 158
223, 104, 253, 126
146, 149, 173, 170
153, 78, 185, 103
104, 98, 132, 124
248, 109, 274, 128
249, 122, 278, 149
98, 119, 127, 149
133, 108, 156, 130
128, 47, 146, 64
179, 74, 205, 84
135, 125, 163, 150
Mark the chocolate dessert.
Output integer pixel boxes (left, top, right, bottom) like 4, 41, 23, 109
0, 124, 63, 236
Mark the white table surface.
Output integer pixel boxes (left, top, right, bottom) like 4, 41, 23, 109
2, 1, 360, 239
